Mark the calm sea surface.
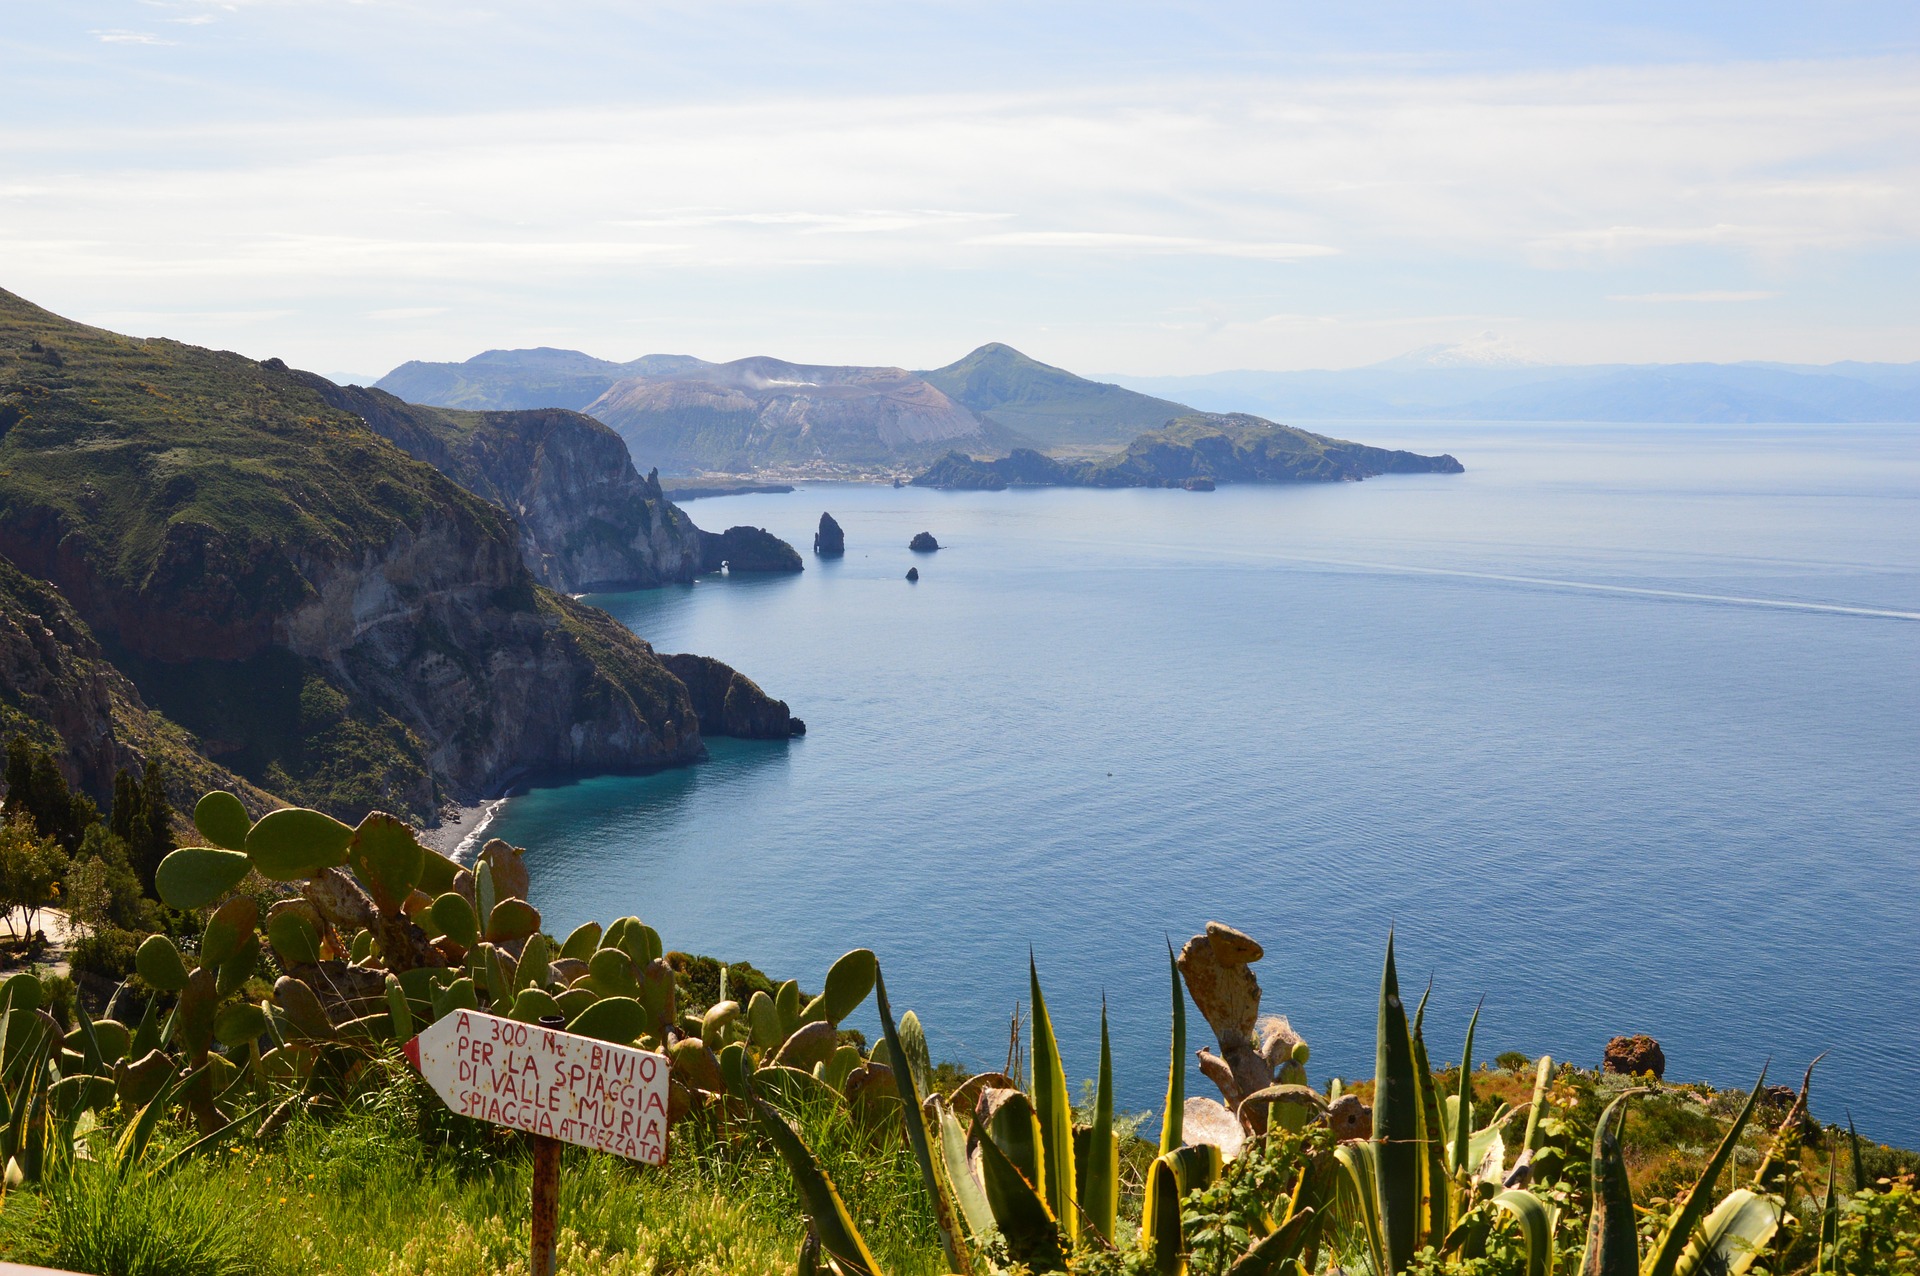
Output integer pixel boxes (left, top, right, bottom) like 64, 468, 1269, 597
489, 422, 1920, 1144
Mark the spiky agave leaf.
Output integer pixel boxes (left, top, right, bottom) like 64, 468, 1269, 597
1083, 1000, 1119, 1243
1335, 1140, 1390, 1276
1161, 938, 1186, 1156
1643, 1065, 1769, 1276
747, 1089, 885, 1276
977, 1118, 1068, 1271
939, 1103, 996, 1242
1375, 935, 1426, 1270
875, 965, 970, 1275
1410, 982, 1449, 1250
1451, 1000, 1483, 1176
1028, 954, 1078, 1241
1581, 1092, 1640, 1276
1521, 1055, 1553, 1155
1488, 1189, 1555, 1276
1670, 1189, 1780, 1276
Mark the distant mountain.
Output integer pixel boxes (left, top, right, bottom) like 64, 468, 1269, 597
374, 342, 1187, 475
583, 356, 1010, 475
377, 348, 712, 412
913, 413, 1462, 490
917, 343, 1192, 448
1109, 357, 1920, 423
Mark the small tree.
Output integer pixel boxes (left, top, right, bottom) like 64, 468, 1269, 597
109, 760, 176, 895
64, 822, 153, 939
0, 814, 66, 940
2, 735, 97, 853
62, 854, 112, 941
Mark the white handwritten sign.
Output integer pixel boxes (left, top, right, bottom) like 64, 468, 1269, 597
402, 1010, 670, 1164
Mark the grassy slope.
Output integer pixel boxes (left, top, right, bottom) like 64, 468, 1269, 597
0, 288, 516, 647
920, 343, 1194, 449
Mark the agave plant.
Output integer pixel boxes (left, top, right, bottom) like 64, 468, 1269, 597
754, 931, 1338, 1276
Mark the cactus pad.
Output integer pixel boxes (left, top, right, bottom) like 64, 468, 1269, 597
346, 813, 426, 915
135, 935, 190, 992
155, 847, 252, 910
192, 791, 253, 852
247, 807, 354, 881
567, 995, 646, 1044
429, 893, 479, 948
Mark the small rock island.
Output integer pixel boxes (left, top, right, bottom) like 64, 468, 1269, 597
814, 512, 845, 557
909, 531, 940, 552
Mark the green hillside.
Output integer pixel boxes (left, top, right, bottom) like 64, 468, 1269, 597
919, 342, 1194, 448
0, 288, 703, 820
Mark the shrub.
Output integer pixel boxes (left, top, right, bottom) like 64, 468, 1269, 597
1495, 1050, 1530, 1072
69, 926, 141, 982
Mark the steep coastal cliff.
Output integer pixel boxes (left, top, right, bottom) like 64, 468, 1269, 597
0, 288, 717, 820
301, 379, 799, 593
914, 413, 1465, 490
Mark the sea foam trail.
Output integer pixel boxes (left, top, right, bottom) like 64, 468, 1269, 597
1107, 540, 1920, 621
1293, 557, 1920, 622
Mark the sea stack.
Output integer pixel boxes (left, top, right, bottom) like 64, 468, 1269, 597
814, 512, 845, 557
906, 567, 920, 582
909, 531, 940, 552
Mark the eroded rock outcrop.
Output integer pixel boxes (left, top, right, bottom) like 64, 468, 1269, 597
304, 379, 755, 593
909, 531, 940, 552
658, 653, 805, 739
698, 526, 804, 574
1603, 1034, 1666, 1079
814, 513, 845, 557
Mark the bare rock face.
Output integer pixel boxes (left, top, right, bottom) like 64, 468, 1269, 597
658, 653, 804, 739
906, 567, 919, 582
1603, 1034, 1667, 1079
909, 531, 940, 552
814, 512, 845, 557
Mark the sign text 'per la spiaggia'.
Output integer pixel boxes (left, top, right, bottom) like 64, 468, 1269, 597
403, 1009, 671, 1164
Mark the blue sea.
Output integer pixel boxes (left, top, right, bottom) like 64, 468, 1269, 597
488, 422, 1920, 1145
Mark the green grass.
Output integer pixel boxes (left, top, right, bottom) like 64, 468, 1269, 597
0, 1055, 944, 1276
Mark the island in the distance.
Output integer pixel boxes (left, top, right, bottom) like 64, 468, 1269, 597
911, 412, 1464, 490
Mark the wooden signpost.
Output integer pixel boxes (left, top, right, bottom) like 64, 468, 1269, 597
403, 1009, 671, 1276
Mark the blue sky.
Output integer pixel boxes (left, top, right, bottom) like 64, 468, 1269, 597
4, 2, 1917, 376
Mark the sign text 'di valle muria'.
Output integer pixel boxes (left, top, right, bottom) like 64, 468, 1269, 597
403, 1009, 670, 1164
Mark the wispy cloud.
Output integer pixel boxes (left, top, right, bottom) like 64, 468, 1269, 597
1608, 290, 1782, 303
966, 232, 1339, 260
5, 51, 1916, 369
90, 29, 175, 45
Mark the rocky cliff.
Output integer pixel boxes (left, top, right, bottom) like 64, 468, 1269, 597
0, 287, 709, 820
299, 379, 800, 594
657, 654, 805, 740
914, 414, 1464, 490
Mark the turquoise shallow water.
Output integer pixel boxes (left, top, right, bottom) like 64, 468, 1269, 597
489, 422, 1920, 1144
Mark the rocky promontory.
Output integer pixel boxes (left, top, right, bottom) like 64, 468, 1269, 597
303, 378, 801, 594
914, 413, 1464, 490
659, 653, 806, 739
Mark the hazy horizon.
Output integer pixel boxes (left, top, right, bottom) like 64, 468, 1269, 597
7, 2, 1918, 377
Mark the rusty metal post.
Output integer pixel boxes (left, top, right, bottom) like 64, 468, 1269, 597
530, 1132, 560, 1276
